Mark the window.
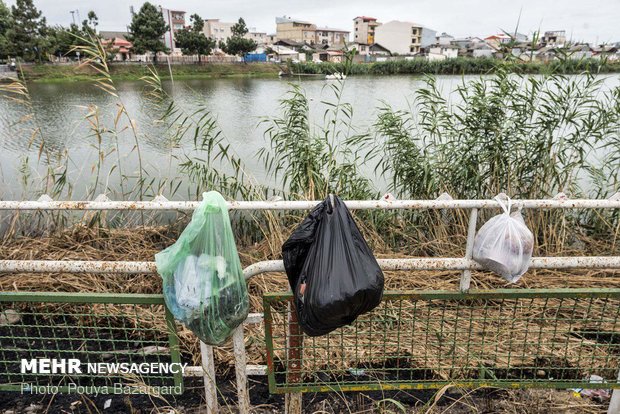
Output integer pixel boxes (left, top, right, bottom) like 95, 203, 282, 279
412, 28, 418, 35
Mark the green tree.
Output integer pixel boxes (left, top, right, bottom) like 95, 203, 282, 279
221, 18, 257, 59
81, 10, 98, 35
127, 2, 168, 62
48, 24, 81, 59
0, 0, 12, 58
175, 13, 214, 60
7, 0, 48, 62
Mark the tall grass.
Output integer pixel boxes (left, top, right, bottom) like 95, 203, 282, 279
291, 56, 620, 76
1, 35, 619, 254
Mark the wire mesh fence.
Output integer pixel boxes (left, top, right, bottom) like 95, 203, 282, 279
0, 292, 182, 393
264, 289, 620, 393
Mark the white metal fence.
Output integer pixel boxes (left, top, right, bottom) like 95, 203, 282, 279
1, 193, 620, 413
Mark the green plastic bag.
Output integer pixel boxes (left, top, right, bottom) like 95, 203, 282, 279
155, 191, 249, 345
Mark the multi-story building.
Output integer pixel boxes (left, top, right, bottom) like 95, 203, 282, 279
374, 21, 436, 55
542, 30, 567, 47
353, 16, 381, 44
160, 8, 185, 53
202, 19, 235, 45
275, 16, 317, 45
245, 28, 268, 46
315, 27, 350, 46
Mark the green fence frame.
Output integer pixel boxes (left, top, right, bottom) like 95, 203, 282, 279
0, 292, 182, 394
264, 288, 620, 394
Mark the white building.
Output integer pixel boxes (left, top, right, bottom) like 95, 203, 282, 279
427, 44, 459, 60
374, 20, 436, 55
246, 29, 267, 46
470, 42, 495, 58
436, 32, 454, 45
202, 19, 235, 45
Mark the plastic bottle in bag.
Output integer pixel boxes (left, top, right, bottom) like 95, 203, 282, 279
472, 194, 534, 283
155, 191, 249, 345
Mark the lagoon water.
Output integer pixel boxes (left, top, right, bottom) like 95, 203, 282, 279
1, 74, 619, 200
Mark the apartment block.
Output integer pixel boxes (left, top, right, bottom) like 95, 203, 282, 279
202, 19, 235, 45
374, 21, 436, 55
315, 27, 350, 46
246, 28, 268, 46
160, 8, 185, 53
275, 16, 317, 45
353, 16, 381, 44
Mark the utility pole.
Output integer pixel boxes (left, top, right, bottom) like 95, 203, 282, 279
70, 10, 76, 25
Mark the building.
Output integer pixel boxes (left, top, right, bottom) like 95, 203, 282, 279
246, 29, 267, 46
436, 32, 454, 45
351, 42, 391, 56
451, 36, 484, 49
427, 44, 459, 60
535, 45, 560, 62
593, 45, 620, 61
276, 16, 317, 45
268, 45, 302, 62
353, 16, 381, 44
100, 31, 133, 61
542, 30, 567, 47
470, 42, 495, 58
202, 19, 235, 45
312, 49, 344, 63
374, 20, 437, 55
160, 8, 185, 54
315, 27, 350, 46
569, 44, 593, 60
484, 32, 528, 49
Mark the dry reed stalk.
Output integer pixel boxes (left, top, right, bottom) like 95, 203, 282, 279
0, 226, 618, 372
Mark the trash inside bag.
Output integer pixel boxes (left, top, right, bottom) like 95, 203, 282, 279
472, 194, 534, 283
155, 191, 249, 345
282, 194, 384, 337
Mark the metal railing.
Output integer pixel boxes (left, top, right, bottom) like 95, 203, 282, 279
1, 193, 620, 414
0, 292, 183, 393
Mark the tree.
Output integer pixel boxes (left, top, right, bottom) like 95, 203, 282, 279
175, 13, 214, 60
127, 2, 168, 62
45, 9, 99, 61
7, 0, 48, 62
48, 24, 81, 59
221, 18, 256, 59
0, 0, 12, 58
81, 10, 98, 35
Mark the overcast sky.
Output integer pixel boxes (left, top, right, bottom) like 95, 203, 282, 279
6, 0, 620, 44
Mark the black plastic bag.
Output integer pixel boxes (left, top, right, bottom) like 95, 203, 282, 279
282, 195, 384, 336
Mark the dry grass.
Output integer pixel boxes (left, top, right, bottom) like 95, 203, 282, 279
0, 225, 618, 412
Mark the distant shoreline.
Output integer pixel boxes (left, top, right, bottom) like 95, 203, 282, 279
15, 58, 620, 82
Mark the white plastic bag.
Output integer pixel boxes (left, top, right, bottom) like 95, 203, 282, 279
472, 195, 534, 283
173, 255, 201, 317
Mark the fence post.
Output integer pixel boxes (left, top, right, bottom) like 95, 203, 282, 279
285, 301, 303, 414
608, 370, 620, 414
232, 326, 250, 414
460, 208, 478, 292
200, 341, 218, 413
